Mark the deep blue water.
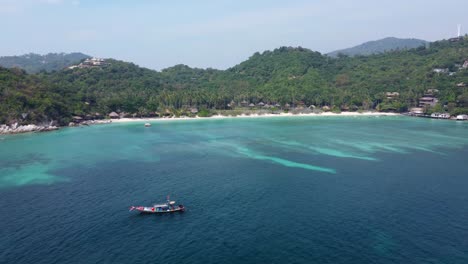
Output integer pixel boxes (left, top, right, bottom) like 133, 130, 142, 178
1, 116, 468, 263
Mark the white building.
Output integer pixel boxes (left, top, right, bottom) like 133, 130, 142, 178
410, 107, 424, 115
68, 57, 108, 69
433, 68, 449, 74
430, 113, 451, 119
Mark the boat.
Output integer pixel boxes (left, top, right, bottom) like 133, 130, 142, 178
129, 196, 185, 214
144, 123, 151, 127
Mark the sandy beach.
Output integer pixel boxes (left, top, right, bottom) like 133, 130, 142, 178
0, 112, 401, 135
107, 111, 401, 123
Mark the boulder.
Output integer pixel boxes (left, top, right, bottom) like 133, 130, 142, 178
0, 123, 59, 134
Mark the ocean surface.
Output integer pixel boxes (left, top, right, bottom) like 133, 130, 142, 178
1, 116, 468, 264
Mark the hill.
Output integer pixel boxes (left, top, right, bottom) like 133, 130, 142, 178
0, 52, 90, 73
327, 37, 428, 57
0, 37, 467, 126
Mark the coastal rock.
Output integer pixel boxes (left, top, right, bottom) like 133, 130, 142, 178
0, 124, 10, 134
0, 123, 58, 134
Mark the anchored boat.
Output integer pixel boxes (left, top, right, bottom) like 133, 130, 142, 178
129, 196, 185, 214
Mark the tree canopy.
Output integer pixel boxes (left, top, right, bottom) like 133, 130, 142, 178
1, 37, 467, 125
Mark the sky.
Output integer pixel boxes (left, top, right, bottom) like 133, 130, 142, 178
1, 0, 467, 70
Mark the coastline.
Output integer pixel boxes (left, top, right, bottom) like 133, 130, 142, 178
0, 112, 401, 135
0, 123, 58, 135
109, 111, 401, 123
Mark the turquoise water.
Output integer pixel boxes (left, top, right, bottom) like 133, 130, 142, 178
1, 116, 468, 263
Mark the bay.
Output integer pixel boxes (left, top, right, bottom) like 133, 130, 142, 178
1, 116, 468, 264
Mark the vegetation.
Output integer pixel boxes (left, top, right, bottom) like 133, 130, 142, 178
1, 37, 467, 125
327, 37, 427, 57
0, 52, 90, 73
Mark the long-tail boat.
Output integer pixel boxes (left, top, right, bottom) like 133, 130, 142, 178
129, 196, 185, 214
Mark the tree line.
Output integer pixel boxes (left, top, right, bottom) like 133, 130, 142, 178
1, 38, 467, 125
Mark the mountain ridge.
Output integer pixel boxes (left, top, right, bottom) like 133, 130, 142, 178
327, 37, 428, 57
0, 52, 91, 73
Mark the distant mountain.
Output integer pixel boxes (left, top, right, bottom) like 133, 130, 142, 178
327, 37, 428, 57
0, 52, 90, 73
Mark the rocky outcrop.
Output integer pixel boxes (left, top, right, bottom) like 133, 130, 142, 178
68, 119, 112, 127
0, 119, 114, 135
0, 123, 58, 134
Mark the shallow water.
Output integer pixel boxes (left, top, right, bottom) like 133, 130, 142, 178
1, 116, 468, 263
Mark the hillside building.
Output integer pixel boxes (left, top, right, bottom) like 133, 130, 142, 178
386, 92, 400, 100
418, 97, 438, 108
68, 57, 108, 69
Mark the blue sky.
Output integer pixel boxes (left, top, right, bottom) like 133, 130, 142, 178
1, 0, 467, 70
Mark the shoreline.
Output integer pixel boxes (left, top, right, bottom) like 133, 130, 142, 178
0, 112, 402, 135
108, 111, 401, 123
0, 123, 58, 135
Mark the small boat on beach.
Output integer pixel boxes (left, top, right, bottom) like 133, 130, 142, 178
129, 196, 185, 214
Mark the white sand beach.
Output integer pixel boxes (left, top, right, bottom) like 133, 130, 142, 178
107, 112, 401, 123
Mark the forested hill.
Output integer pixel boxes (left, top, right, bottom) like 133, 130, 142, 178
0, 37, 467, 126
0, 52, 90, 73
327, 37, 428, 57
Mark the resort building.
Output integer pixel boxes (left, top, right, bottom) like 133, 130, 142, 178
418, 97, 438, 108
108, 112, 119, 119
68, 57, 108, 69
430, 113, 451, 119
456, 114, 468, 120
409, 107, 424, 116
85, 58, 106, 66
449, 37, 463, 42
386, 92, 400, 100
